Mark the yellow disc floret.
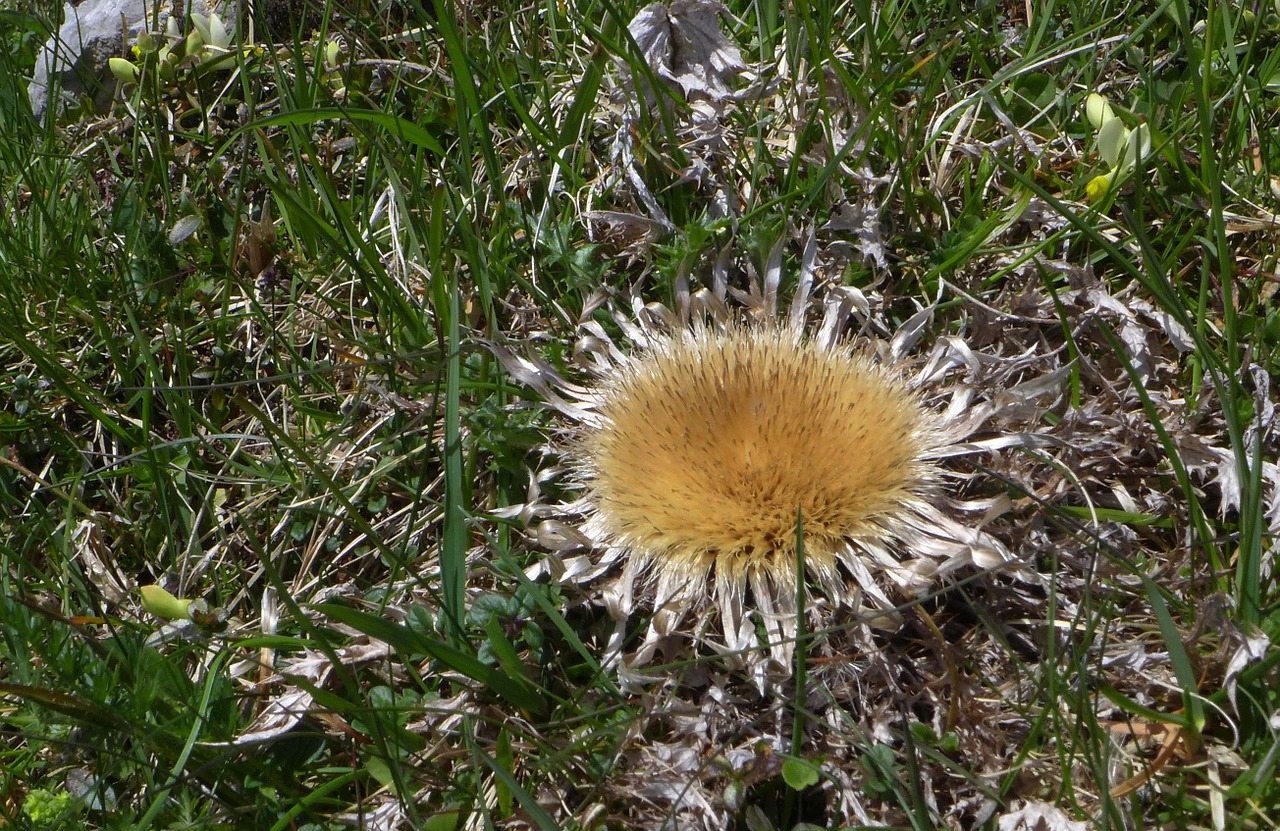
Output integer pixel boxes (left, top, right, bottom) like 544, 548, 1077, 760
580, 325, 934, 586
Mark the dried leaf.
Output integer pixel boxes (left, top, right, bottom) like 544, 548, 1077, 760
72, 518, 130, 604
997, 801, 1089, 831
219, 688, 314, 746
1084, 287, 1152, 383
586, 210, 669, 255
622, 0, 746, 104
823, 201, 888, 269
1225, 624, 1271, 713
168, 214, 202, 246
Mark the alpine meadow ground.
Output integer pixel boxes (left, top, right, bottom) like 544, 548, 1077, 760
1, 0, 1279, 828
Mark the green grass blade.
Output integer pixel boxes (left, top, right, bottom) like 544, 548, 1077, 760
1140, 574, 1206, 736
492, 543, 621, 699
135, 650, 230, 831
315, 602, 549, 718
474, 744, 563, 831
1095, 682, 1189, 729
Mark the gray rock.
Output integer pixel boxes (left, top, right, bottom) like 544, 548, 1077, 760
28, 0, 218, 122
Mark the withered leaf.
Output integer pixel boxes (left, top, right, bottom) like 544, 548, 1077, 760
623, 0, 746, 104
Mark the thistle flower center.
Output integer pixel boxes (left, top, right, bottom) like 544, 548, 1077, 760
583, 326, 931, 573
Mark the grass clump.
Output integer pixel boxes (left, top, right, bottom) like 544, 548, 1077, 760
2, 0, 1279, 828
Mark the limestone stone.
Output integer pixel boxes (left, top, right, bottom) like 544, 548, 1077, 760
28, 0, 221, 122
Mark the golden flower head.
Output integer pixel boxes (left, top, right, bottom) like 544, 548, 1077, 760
581, 324, 934, 596
500, 280, 1015, 677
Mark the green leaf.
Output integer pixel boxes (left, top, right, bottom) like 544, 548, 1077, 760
496, 729, 514, 817
1054, 505, 1172, 528
781, 756, 821, 790
483, 616, 534, 692
420, 810, 463, 831
364, 755, 395, 788
467, 593, 513, 628
0, 682, 129, 731
908, 721, 937, 743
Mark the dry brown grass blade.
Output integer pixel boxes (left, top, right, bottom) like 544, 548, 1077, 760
1105, 717, 1197, 799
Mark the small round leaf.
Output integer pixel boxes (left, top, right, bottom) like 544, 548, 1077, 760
781, 757, 821, 790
